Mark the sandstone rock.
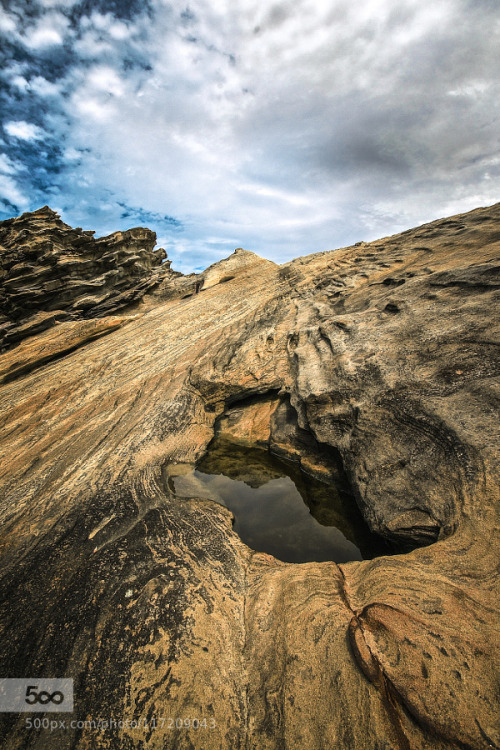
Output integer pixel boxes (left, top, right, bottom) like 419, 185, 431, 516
0, 315, 139, 384
0, 206, 178, 351
0, 203, 498, 749
200, 247, 276, 291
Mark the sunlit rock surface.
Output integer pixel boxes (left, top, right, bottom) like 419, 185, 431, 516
0, 206, 175, 351
0, 203, 498, 749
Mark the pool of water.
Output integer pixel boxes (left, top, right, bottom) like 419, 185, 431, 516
171, 439, 390, 564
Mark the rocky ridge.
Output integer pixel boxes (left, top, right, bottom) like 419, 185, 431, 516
0, 205, 176, 351
0, 203, 498, 749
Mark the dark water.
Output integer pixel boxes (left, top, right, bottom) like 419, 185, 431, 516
173, 439, 390, 564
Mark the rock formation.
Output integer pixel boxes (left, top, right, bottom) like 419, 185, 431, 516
0, 203, 498, 749
0, 206, 176, 351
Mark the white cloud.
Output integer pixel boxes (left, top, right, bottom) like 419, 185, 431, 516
5, 71, 61, 97
29, 76, 62, 97
448, 81, 492, 98
11, 75, 30, 92
73, 97, 117, 122
85, 66, 126, 97
108, 21, 132, 41
73, 12, 135, 57
0, 62, 30, 84
0, 7, 17, 34
64, 147, 83, 161
74, 31, 113, 58
87, 11, 132, 39
4, 121, 45, 141
0, 174, 29, 208
0, 154, 20, 175
28, 26, 63, 47
21, 11, 70, 49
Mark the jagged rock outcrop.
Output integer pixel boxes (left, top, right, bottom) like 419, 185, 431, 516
0, 203, 498, 750
0, 206, 177, 351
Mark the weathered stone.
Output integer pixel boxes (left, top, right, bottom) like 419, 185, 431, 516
0, 206, 178, 351
0, 203, 498, 749
0, 315, 139, 384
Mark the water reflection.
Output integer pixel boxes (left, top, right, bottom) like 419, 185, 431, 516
172, 439, 390, 564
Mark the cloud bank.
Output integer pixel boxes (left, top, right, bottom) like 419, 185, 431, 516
1, 0, 499, 271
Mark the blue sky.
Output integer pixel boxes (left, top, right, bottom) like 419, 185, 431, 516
0, 0, 499, 273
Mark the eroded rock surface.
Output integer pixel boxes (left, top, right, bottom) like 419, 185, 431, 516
0, 203, 498, 749
0, 206, 177, 351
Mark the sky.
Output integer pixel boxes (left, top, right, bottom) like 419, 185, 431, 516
0, 0, 499, 273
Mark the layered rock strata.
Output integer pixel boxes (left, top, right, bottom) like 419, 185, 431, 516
0, 203, 498, 749
0, 206, 177, 351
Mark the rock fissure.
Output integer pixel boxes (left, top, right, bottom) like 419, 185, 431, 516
348, 612, 428, 750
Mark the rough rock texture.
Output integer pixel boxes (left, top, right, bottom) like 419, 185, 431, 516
0, 203, 499, 749
0, 206, 176, 351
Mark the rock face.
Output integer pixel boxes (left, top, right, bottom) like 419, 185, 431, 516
0, 203, 498, 749
0, 206, 176, 351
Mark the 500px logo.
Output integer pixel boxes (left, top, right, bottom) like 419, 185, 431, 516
25, 686, 65, 706
0, 679, 73, 712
